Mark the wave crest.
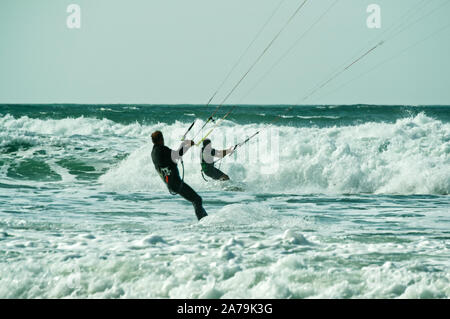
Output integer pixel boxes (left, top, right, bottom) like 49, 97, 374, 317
100, 113, 450, 195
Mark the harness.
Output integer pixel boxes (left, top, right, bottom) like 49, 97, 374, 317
200, 147, 209, 182
158, 161, 184, 196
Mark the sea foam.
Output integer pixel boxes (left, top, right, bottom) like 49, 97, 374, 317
98, 113, 449, 195
1, 112, 448, 194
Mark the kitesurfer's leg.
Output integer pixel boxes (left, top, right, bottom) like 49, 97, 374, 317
204, 166, 229, 181
175, 182, 208, 221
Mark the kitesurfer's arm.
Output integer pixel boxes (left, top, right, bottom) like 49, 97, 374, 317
172, 140, 195, 161
213, 146, 235, 158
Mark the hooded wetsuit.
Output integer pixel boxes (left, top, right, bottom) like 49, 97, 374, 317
152, 144, 207, 220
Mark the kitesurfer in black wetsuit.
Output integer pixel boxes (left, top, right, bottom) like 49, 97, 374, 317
201, 139, 235, 181
151, 131, 207, 221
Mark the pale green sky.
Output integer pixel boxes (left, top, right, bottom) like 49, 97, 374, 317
1, 0, 449, 105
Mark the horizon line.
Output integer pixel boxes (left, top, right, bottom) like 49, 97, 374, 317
1, 103, 450, 107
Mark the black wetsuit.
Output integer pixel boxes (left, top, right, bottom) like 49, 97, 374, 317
201, 146, 226, 180
151, 144, 207, 221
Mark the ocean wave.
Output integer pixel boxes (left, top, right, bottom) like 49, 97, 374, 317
0, 114, 152, 138
99, 113, 450, 195
1, 112, 448, 194
296, 115, 340, 119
